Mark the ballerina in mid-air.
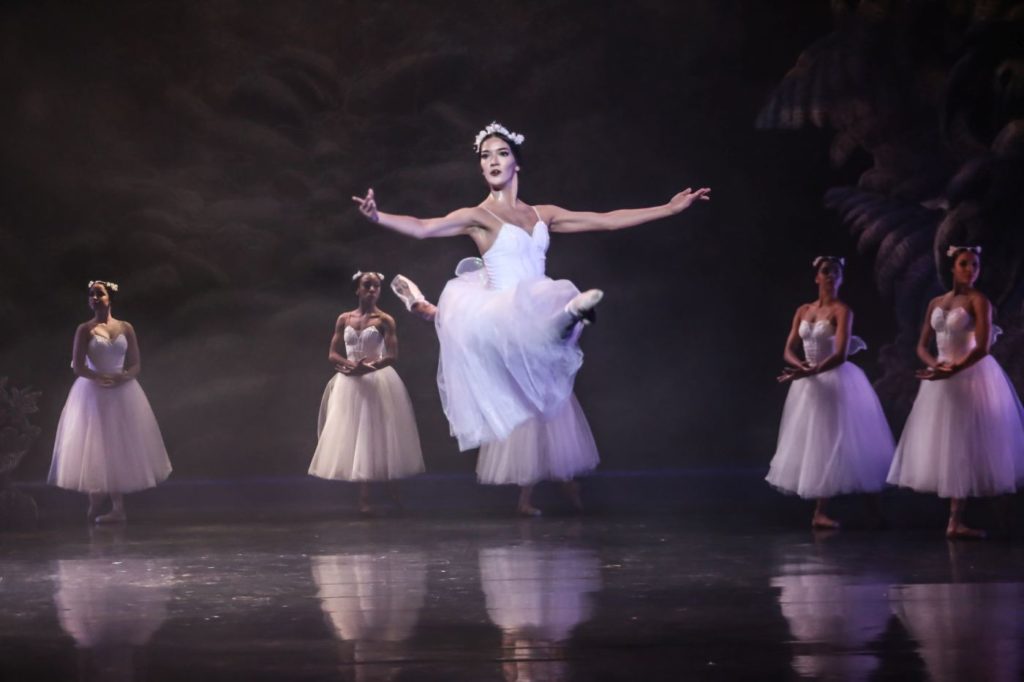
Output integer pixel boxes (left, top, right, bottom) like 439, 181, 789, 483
353, 122, 709, 514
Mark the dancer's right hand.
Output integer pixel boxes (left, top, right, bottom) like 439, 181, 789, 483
351, 188, 380, 223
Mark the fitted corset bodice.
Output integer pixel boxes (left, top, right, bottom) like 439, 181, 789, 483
86, 334, 127, 374
482, 222, 549, 291
344, 326, 385, 363
932, 306, 976, 363
798, 320, 836, 365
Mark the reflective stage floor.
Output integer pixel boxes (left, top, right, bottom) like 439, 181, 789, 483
2, 471, 1024, 681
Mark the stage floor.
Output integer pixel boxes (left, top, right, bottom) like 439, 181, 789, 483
2, 471, 1024, 681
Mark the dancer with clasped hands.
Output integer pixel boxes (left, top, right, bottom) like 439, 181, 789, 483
767, 257, 895, 529
354, 122, 709, 515
49, 280, 171, 523
887, 246, 1024, 539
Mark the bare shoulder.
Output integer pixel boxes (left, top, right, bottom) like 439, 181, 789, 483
377, 311, 397, 329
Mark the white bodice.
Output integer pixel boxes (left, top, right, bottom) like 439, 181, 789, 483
86, 334, 127, 374
483, 222, 549, 291
932, 306, 976, 363
798, 320, 836, 366
343, 325, 384, 363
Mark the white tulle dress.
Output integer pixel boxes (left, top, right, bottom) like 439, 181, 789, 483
887, 306, 1024, 498
49, 334, 171, 493
435, 209, 599, 484
309, 325, 425, 481
766, 320, 894, 498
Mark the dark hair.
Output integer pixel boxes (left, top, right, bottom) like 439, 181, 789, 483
813, 256, 844, 272
88, 280, 117, 299
948, 247, 981, 262
477, 132, 524, 166
352, 271, 383, 292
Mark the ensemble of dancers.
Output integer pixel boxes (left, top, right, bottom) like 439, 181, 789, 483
45, 122, 1024, 536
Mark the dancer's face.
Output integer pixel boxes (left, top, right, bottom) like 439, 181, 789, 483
952, 251, 980, 287
479, 137, 518, 188
88, 284, 110, 311
355, 274, 381, 305
815, 261, 843, 290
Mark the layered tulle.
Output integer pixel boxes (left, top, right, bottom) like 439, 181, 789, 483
476, 393, 599, 486
435, 273, 583, 450
310, 367, 425, 481
49, 378, 172, 493
887, 356, 1024, 498
767, 363, 895, 498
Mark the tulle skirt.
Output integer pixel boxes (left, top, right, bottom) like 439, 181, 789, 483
49, 378, 171, 494
887, 356, 1024, 498
767, 363, 894, 498
476, 394, 599, 486
310, 368, 425, 481
436, 274, 584, 451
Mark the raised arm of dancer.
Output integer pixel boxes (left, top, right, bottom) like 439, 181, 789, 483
119, 323, 141, 382
351, 189, 480, 239
540, 187, 710, 234
328, 314, 355, 373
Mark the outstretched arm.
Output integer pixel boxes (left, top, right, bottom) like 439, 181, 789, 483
352, 188, 479, 239
542, 187, 710, 234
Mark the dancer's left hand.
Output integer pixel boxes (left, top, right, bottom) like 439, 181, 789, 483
668, 187, 711, 213
916, 363, 954, 381
351, 188, 380, 223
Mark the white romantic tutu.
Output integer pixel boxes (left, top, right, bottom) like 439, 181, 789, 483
310, 368, 425, 481
436, 272, 583, 450
49, 378, 172, 494
476, 394, 599, 486
887, 356, 1024, 498
767, 363, 895, 498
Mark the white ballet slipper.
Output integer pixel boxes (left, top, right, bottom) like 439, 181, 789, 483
565, 289, 603, 325
390, 274, 426, 311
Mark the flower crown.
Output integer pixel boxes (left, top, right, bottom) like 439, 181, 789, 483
352, 271, 385, 282
473, 122, 525, 153
87, 280, 119, 293
946, 245, 982, 257
812, 256, 845, 269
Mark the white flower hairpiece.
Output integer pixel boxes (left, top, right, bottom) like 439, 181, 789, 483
352, 271, 385, 282
812, 256, 845, 268
88, 280, 119, 292
473, 122, 525, 153
946, 245, 982, 257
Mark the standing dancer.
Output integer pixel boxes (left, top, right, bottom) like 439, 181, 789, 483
392, 263, 598, 516
353, 122, 709, 515
309, 271, 424, 514
888, 246, 1024, 538
49, 281, 172, 523
767, 257, 894, 528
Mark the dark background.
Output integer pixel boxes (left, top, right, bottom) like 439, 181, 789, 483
3, 0, 1020, 480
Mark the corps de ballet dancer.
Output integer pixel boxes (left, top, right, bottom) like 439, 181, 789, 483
887, 246, 1024, 539
352, 122, 709, 515
767, 257, 894, 529
48, 281, 172, 523
308, 271, 424, 514
392, 262, 598, 516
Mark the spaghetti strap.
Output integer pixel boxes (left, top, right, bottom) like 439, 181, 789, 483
530, 205, 543, 224
479, 206, 503, 225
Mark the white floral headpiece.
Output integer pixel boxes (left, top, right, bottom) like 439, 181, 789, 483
812, 256, 845, 269
87, 280, 119, 293
473, 122, 525, 153
352, 271, 385, 282
946, 245, 982, 257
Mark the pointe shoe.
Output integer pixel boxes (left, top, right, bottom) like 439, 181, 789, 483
946, 524, 987, 540
565, 289, 604, 325
95, 510, 126, 524
390, 275, 426, 311
517, 505, 542, 518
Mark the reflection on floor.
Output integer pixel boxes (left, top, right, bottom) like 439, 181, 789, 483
2, 472, 1024, 680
